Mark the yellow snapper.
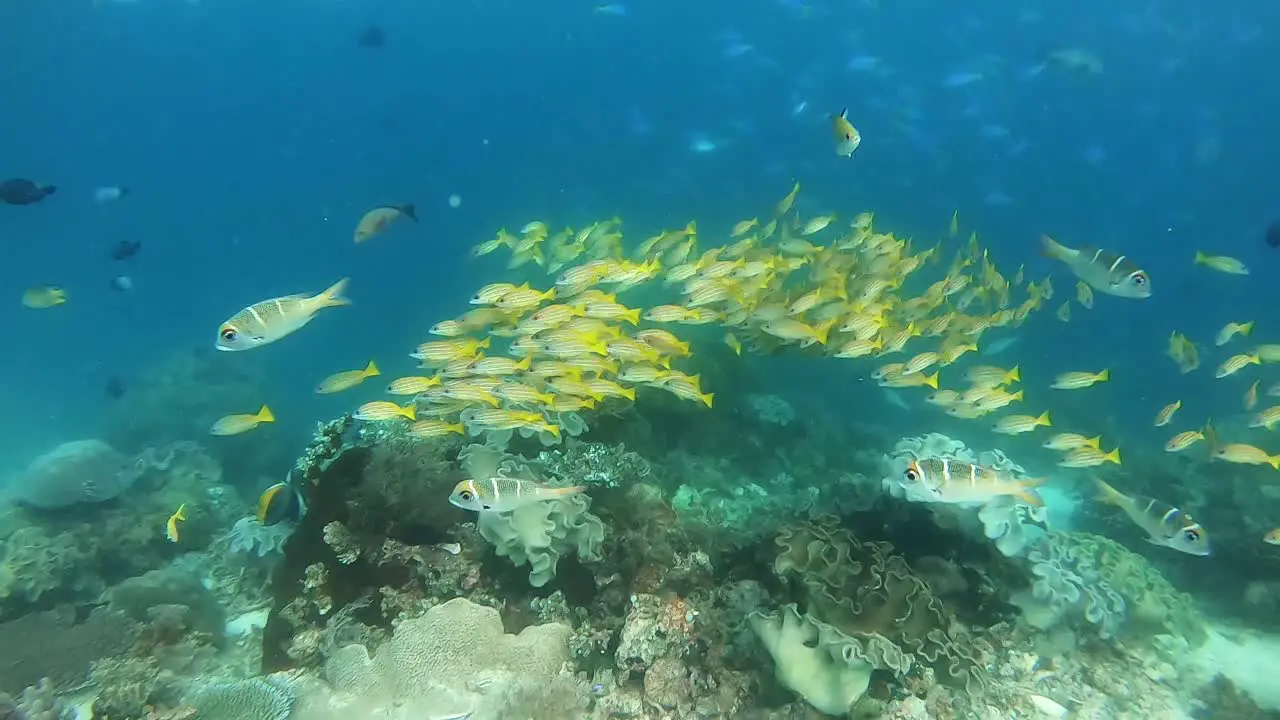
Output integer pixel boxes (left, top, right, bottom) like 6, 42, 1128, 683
1153, 400, 1181, 427
216, 278, 350, 351
1165, 430, 1205, 453
1042, 433, 1101, 451
1249, 406, 1280, 430
165, 503, 187, 543
22, 286, 67, 309
1050, 369, 1110, 390
448, 477, 587, 513
1194, 251, 1248, 275
354, 400, 416, 422
409, 420, 466, 438
1212, 442, 1280, 469
1095, 479, 1209, 556
830, 109, 861, 157
899, 457, 1045, 506
1215, 353, 1260, 379
316, 360, 380, 394
211, 405, 275, 435
353, 203, 416, 243
1215, 321, 1254, 347
1040, 234, 1150, 298
1057, 445, 1121, 467
993, 411, 1051, 435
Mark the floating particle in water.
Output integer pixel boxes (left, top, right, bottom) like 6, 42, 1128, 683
448, 194, 462, 208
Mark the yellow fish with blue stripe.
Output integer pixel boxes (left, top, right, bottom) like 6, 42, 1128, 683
1040, 235, 1150, 299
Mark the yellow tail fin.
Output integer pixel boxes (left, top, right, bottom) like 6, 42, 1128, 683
364, 360, 380, 377
316, 278, 351, 308
257, 405, 275, 423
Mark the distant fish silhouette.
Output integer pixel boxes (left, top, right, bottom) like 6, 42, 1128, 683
0, 178, 56, 205
357, 25, 385, 49
106, 375, 126, 400
110, 239, 142, 261
1266, 220, 1280, 249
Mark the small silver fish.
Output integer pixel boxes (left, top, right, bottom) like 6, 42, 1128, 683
448, 477, 586, 513
1040, 234, 1150, 299
1095, 479, 1209, 556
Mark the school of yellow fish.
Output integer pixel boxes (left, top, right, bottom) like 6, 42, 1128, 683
192, 174, 1280, 543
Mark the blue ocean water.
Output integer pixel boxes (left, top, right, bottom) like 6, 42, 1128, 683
0, 0, 1277, 484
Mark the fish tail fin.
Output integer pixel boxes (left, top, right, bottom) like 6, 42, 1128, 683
700, 391, 715, 408
446, 423, 466, 435
1008, 365, 1021, 383
317, 278, 352, 308
814, 318, 835, 345
478, 337, 492, 350
1105, 447, 1122, 464
400, 404, 418, 420
541, 423, 562, 439
365, 360, 380, 377
1194, 250, 1208, 265
1037, 411, 1052, 427
257, 405, 275, 423
1015, 479, 1047, 507
620, 387, 636, 401
1040, 234, 1074, 262
1242, 321, 1256, 336
399, 203, 418, 221
1270, 454, 1280, 471
1096, 369, 1111, 382
1087, 434, 1102, 449
515, 355, 533, 371
624, 308, 641, 325
1094, 477, 1127, 505
923, 372, 940, 390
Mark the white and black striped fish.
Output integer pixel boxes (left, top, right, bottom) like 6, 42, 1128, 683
448, 476, 586, 513
1095, 478, 1210, 556
1041, 234, 1151, 299
901, 457, 1045, 506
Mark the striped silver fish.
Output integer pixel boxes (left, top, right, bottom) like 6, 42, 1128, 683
901, 457, 1044, 506
216, 278, 350, 351
448, 476, 586, 513
1095, 478, 1209, 556
1040, 234, 1151, 299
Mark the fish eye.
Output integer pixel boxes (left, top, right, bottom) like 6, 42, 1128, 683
459, 490, 474, 501
220, 328, 237, 342
1133, 273, 1147, 285
903, 468, 919, 482
1183, 529, 1201, 542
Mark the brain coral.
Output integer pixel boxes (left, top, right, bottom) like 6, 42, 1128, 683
14, 440, 138, 510
769, 519, 989, 695
321, 597, 571, 717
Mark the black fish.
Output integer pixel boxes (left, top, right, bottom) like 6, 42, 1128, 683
357, 25, 386, 49
0, 178, 56, 205
106, 376, 126, 399
257, 473, 308, 526
1266, 220, 1280, 249
110, 239, 142, 261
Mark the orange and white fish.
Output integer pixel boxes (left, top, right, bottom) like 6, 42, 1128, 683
831, 108, 861, 157
354, 203, 417, 243
899, 457, 1045, 506
216, 278, 350, 351
165, 503, 187, 543
448, 477, 587, 513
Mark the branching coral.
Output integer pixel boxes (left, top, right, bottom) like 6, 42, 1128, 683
767, 519, 990, 698
536, 441, 651, 489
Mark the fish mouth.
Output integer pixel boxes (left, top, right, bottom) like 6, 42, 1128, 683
214, 344, 235, 351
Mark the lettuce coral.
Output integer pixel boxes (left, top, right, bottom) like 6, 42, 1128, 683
1018, 532, 1205, 646
766, 519, 989, 698
460, 443, 606, 587
749, 604, 877, 715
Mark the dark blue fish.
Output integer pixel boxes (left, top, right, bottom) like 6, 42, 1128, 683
0, 178, 55, 205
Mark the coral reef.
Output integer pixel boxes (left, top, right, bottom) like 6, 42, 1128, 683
0, 679, 76, 720
0, 605, 139, 694
761, 519, 991, 709
228, 518, 292, 558
305, 597, 573, 718
188, 678, 294, 720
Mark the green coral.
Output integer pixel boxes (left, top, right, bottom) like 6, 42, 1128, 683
768, 519, 989, 695
1055, 532, 1206, 646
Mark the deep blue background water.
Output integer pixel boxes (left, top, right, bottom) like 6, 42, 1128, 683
1, 0, 1277, 481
